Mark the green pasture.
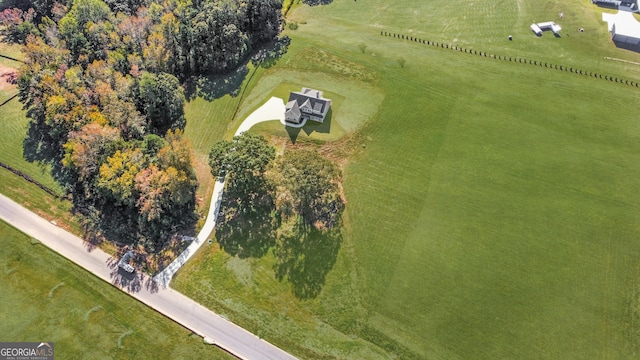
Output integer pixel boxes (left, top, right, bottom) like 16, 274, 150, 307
0, 220, 231, 359
0, 42, 62, 195
176, 0, 640, 358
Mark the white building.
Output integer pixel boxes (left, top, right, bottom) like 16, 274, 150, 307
603, 11, 640, 45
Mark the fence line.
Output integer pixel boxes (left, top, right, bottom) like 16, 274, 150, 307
379, 31, 638, 88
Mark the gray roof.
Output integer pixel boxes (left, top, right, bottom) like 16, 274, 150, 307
288, 91, 330, 114
285, 100, 302, 123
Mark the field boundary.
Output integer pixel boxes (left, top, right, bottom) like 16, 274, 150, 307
0, 53, 24, 63
381, 31, 640, 88
0, 161, 66, 199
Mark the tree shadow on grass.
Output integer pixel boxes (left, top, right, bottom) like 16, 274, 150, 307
274, 222, 342, 300
302, 0, 333, 5
302, 108, 333, 137
183, 65, 249, 101
251, 36, 291, 69
22, 119, 73, 187
183, 36, 290, 101
215, 189, 278, 259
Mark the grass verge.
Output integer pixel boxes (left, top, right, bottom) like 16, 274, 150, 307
0, 220, 232, 359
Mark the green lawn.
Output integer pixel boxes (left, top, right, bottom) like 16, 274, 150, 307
1, 0, 639, 358
0, 42, 62, 195
175, 0, 640, 358
0, 220, 232, 359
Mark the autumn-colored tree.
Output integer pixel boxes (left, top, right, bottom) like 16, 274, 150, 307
0, 7, 39, 43
63, 122, 120, 181
272, 148, 344, 229
12, 0, 285, 254
97, 147, 144, 206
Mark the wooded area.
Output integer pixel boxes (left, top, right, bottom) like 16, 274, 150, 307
0, 0, 283, 252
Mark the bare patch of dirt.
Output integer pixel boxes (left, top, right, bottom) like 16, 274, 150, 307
0, 65, 18, 91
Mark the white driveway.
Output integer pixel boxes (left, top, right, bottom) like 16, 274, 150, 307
153, 97, 286, 287
235, 96, 286, 135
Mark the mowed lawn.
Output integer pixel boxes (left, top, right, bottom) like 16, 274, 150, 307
0, 220, 232, 359
345, 51, 640, 358
176, 0, 640, 358
0, 42, 62, 194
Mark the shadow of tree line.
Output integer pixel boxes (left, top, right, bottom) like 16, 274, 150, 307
215, 183, 342, 300
183, 36, 290, 101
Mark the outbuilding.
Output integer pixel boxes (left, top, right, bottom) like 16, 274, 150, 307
531, 21, 562, 36
603, 10, 640, 46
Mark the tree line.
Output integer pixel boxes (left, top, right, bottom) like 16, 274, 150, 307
0, 0, 283, 252
1, 0, 282, 79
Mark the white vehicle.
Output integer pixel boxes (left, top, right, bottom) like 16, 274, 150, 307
119, 262, 135, 273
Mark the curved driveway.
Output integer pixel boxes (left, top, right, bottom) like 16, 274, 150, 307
153, 97, 285, 287
0, 97, 295, 359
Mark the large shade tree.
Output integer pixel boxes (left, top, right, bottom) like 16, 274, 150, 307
208, 132, 275, 198
272, 148, 344, 229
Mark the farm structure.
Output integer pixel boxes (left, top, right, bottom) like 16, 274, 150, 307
603, 10, 640, 46
530, 21, 562, 36
592, 0, 637, 12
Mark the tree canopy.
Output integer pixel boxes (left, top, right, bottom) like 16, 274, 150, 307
1, 0, 284, 253
0, 0, 285, 252
272, 148, 344, 229
2, 0, 283, 78
208, 132, 275, 198
209, 137, 345, 297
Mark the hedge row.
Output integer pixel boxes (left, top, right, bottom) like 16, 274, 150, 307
380, 31, 639, 88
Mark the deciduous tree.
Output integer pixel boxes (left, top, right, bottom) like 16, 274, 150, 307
137, 71, 186, 135
272, 148, 343, 229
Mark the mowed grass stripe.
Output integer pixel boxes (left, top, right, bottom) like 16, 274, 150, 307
172, 0, 640, 358
345, 46, 640, 357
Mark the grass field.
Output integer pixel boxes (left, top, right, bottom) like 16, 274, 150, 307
0, 220, 232, 359
0, 41, 62, 195
1, 0, 640, 358
175, 0, 640, 358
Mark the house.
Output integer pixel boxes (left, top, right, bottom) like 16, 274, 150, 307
285, 88, 332, 125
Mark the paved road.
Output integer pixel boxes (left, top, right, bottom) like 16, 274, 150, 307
0, 193, 297, 360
